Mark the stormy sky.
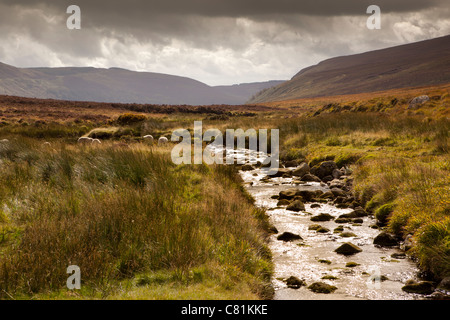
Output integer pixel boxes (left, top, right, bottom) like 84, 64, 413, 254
0, 0, 449, 85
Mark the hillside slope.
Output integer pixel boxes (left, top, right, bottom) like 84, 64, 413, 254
248, 35, 450, 103
0, 63, 284, 105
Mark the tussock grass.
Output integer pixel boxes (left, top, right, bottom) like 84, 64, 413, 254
242, 110, 449, 280
0, 139, 272, 299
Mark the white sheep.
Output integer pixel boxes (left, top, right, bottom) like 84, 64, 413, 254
77, 137, 93, 144
78, 137, 93, 143
158, 136, 168, 145
143, 135, 154, 144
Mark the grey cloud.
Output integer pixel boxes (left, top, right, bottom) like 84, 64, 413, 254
2, 0, 447, 17
0, 0, 448, 85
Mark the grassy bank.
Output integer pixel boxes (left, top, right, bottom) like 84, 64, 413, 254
0, 139, 273, 299
274, 112, 449, 280
0, 85, 448, 298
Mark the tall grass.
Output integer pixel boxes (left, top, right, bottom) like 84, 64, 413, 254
265, 112, 450, 279
0, 139, 272, 299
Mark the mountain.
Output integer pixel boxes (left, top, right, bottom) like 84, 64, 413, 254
213, 80, 285, 103
248, 35, 450, 103
0, 62, 284, 105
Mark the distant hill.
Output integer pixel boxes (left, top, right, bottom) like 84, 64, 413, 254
0, 62, 284, 105
248, 35, 450, 103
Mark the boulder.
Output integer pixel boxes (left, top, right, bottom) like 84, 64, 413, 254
345, 262, 360, 267
310, 213, 334, 222
329, 179, 345, 189
402, 280, 434, 295
268, 168, 291, 177
332, 168, 344, 179
437, 277, 450, 293
319, 191, 334, 199
285, 276, 306, 289
339, 232, 357, 238
391, 252, 407, 259
335, 217, 352, 224
316, 226, 330, 233
334, 242, 362, 255
352, 218, 363, 224
278, 188, 298, 200
308, 282, 337, 294
284, 160, 299, 167
338, 212, 356, 219
297, 190, 321, 202
241, 164, 255, 171
277, 199, 291, 206
277, 232, 303, 242
373, 232, 398, 247
286, 200, 305, 212
300, 173, 322, 182
330, 188, 346, 197
322, 175, 334, 183
292, 162, 310, 177
408, 95, 430, 110
310, 161, 338, 179
352, 207, 368, 217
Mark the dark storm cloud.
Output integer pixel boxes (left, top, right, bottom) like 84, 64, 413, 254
2, 0, 447, 17
0, 0, 448, 85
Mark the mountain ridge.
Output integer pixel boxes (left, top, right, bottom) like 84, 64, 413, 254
0, 62, 285, 105
248, 35, 450, 103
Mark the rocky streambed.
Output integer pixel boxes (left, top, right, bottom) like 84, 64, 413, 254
218, 146, 444, 301
240, 169, 422, 300
206, 144, 449, 299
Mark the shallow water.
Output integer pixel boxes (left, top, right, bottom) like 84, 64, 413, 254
206, 145, 422, 300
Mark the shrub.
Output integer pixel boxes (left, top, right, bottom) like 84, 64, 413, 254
375, 202, 396, 225
414, 219, 450, 279
117, 113, 147, 126
335, 153, 362, 168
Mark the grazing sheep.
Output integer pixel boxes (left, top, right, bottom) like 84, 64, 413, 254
0, 139, 9, 149
77, 137, 93, 144
143, 135, 154, 144
158, 136, 168, 145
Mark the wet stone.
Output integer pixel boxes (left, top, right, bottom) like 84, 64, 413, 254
286, 200, 305, 212
310, 213, 334, 222
334, 242, 362, 255
308, 282, 338, 294
277, 232, 303, 242
402, 280, 435, 295
285, 276, 306, 289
